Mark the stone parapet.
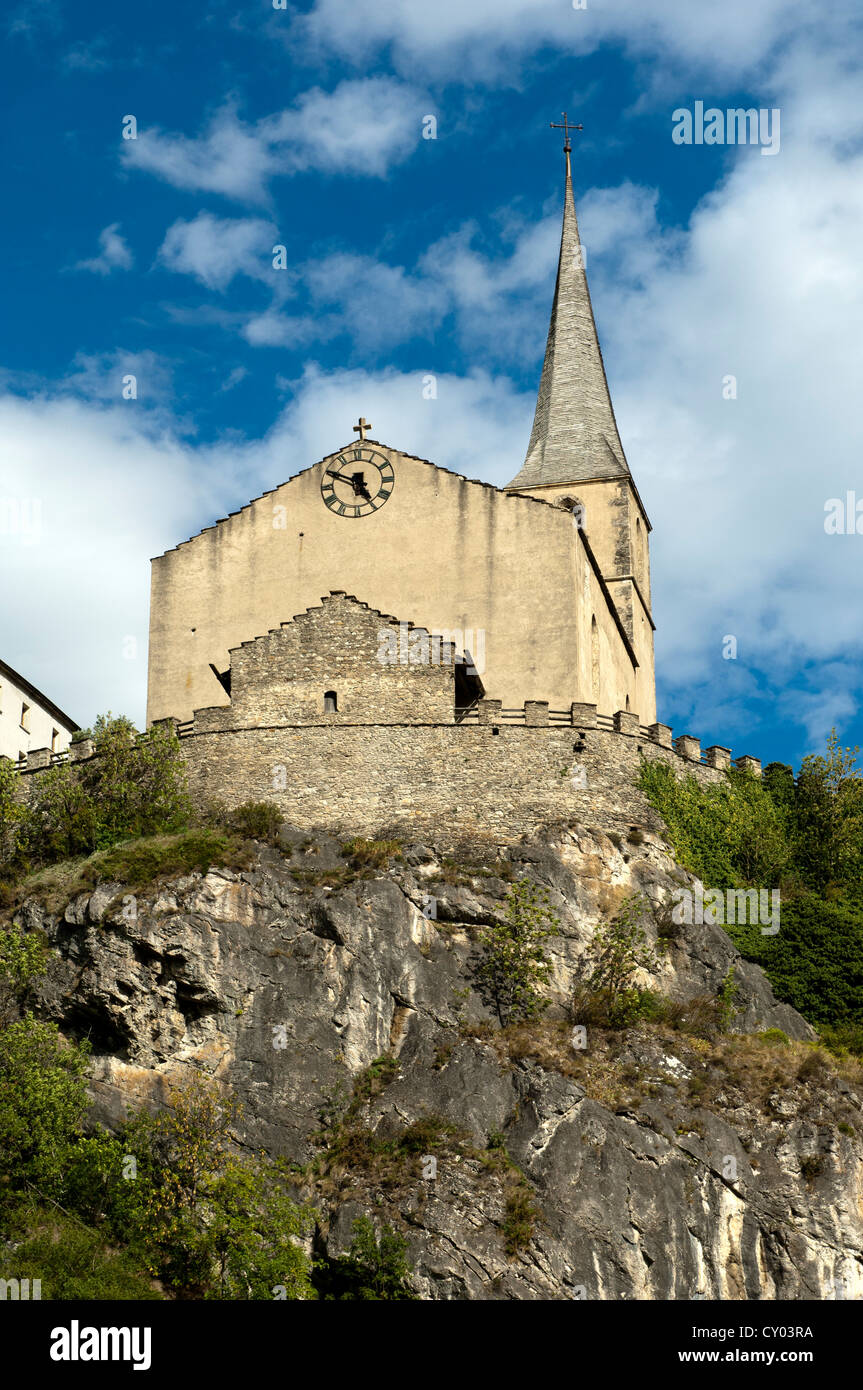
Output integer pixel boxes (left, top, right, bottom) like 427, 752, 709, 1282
647, 723, 673, 748
736, 755, 763, 777
477, 699, 502, 725
675, 735, 701, 762
613, 710, 639, 736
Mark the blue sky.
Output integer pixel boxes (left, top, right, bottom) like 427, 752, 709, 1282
1, 0, 862, 772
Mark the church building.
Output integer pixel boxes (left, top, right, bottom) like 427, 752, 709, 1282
146, 143, 656, 732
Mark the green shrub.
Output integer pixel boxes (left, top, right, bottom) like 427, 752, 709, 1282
502, 1183, 540, 1257
716, 967, 742, 1034
109, 1075, 314, 1299
351, 1055, 400, 1102
638, 734, 863, 1037
21, 714, 192, 870
572, 894, 660, 1029
341, 838, 402, 868
738, 894, 863, 1030
637, 760, 790, 887
0, 1209, 161, 1300
316, 1217, 417, 1300
470, 879, 556, 1026
219, 800, 284, 843
0, 1018, 91, 1203
817, 1022, 863, 1060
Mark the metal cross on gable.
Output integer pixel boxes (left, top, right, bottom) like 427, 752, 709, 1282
353, 416, 372, 442
550, 112, 583, 152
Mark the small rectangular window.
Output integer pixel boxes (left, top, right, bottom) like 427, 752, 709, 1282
51, 728, 59, 752
20, 702, 30, 731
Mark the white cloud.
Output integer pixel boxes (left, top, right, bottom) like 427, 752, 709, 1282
158, 213, 281, 292
219, 366, 248, 393
0, 366, 532, 730
63, 36, 111, 72
60, 350, 176, 411
122, 78, 425, 203
302, 254, 446, 347
162, 210, 562, 362
294, 0, 852, 84
74, 223, 133, 275
576, 128, 863, 748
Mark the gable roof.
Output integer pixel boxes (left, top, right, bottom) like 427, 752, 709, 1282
151, 437, 611, 560
0, 657, 79, 733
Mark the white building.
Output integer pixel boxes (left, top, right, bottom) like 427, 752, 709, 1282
0, 657, 79, 765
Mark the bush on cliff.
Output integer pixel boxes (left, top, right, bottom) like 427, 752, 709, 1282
470, 879, 556, 1026
22, 714, 192, 866
572, 893, 661, 1028
0, 1017, 91, 1206
107, 1076, 314, 1299
315, 1216, 417, 1300
638, 730, 863, 1043
0, 759, 25, 885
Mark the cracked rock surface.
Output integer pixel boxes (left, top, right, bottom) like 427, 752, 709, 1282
15, 822, 863, 1300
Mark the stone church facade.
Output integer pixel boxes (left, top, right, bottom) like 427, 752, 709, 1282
146, 147, 656, 736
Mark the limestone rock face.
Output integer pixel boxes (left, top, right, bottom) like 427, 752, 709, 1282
19, 824, 862, 1301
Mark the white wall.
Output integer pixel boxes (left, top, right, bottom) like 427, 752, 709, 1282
0, 670, 76, 763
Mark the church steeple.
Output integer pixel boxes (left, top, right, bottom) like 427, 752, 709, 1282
506, 139, 629, 491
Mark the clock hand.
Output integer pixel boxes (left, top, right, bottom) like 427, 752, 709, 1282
325, 468, 373, 501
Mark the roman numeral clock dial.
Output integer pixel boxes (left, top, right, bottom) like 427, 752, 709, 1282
320, 447, 395, 518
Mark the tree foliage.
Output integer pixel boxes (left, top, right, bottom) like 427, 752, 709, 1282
572, 893, 660, 1027
638, 730, 863, 1042
317, 1217, 417, 1300
22, 714, 192, 866
471, 879, 556, 1026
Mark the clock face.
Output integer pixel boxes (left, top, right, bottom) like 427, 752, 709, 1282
320, 447, 395, 517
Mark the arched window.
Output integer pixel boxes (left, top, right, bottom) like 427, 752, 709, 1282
324, 690, 338, 713
590, 616, 600, 702
625, 694, 630, 712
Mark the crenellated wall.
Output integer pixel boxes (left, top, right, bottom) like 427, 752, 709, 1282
8, 701, 765, 847
7, 594, 769, 845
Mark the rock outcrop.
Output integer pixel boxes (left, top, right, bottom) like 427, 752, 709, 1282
15, 822, 863, 1300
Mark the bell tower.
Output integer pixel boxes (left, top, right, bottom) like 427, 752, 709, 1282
505, 119, 655, 721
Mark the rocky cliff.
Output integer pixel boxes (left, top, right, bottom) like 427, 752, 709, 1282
16, 820, 863, 1301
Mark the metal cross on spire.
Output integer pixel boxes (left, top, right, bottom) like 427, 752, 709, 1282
550, 112, 583, 152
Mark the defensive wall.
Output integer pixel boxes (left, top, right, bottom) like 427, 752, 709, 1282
8, 596, 763, 847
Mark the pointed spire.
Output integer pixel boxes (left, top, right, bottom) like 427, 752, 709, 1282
507, 145, 629, 491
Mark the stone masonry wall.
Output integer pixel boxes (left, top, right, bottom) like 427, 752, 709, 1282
222, 592, 456, 727
176, 718, 733, 845
10, 715, 761, 847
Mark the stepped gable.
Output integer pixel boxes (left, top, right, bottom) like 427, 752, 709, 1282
191, 591, 462, 729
